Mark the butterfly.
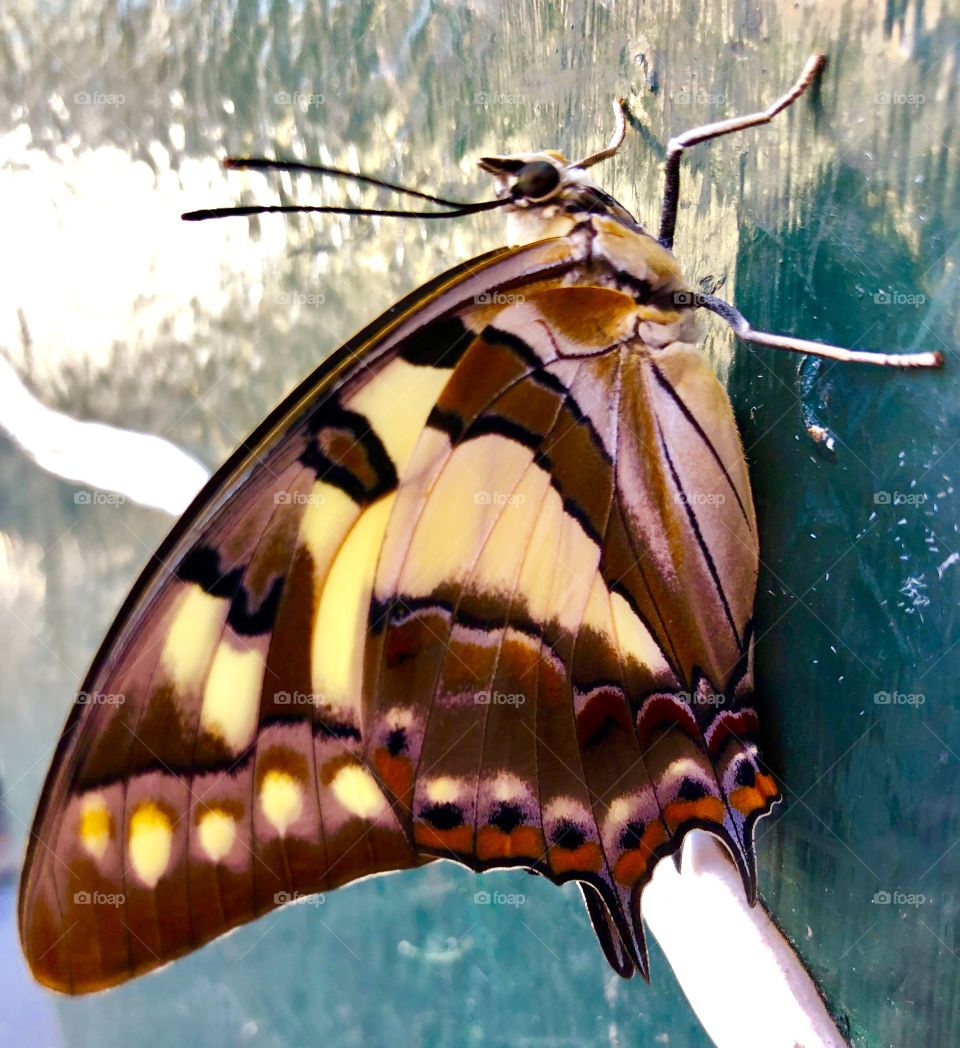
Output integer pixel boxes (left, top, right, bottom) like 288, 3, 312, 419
19, 52, 942, 993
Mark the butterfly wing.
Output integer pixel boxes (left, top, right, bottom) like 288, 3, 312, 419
20, 224, 779, 993
18, 239, 582, 993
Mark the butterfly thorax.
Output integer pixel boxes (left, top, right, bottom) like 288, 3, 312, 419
479, 150, 695, 348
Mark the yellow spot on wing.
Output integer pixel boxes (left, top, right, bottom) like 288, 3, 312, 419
78, 793, 111, 861
331, 764, 386, 819
197, 808, 237, 861
128, 801, 173, 888
200, 642, 264, 752
610, 591, 671, 676
162, 585, 225, 691
299, 482, 360, 583
259, 769, 304, 835
425, 776, 461, 804
347, 359, 451, 469
312, 493, 397, 715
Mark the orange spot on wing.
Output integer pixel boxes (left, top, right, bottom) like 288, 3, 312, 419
548, 841, 604, 875
663, 797, 725, 832
476, 825, 545, 862
612, 822, 667, 886
755, 773, 779, 799
373, 751, 413, 812
729, 786, 766, 816
414, 823, 473, 854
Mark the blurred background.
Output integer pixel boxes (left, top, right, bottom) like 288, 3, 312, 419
1, 1, 958, 1045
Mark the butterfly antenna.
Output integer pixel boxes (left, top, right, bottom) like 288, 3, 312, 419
182, 198, 508, 223
220, 157, 477, 209
183, 156, 511, 222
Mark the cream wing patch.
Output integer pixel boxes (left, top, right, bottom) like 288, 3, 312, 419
200, 640, 265, 752
128, 801, 173, 888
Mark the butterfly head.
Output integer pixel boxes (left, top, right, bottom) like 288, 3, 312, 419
478, 150, 641, 246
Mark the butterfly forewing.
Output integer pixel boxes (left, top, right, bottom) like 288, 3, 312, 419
20, 218, 779, 993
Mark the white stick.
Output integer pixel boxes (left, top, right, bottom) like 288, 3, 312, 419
644, 830, 848, 1048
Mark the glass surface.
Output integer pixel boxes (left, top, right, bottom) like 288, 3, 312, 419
1, 2, 958, 1046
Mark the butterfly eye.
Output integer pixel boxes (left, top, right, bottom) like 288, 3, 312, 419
514, 160, 561, 201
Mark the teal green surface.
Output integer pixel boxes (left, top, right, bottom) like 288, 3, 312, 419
1, 2, 958, 1046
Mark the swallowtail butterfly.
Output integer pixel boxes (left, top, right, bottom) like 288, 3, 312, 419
19, 52, 942, 992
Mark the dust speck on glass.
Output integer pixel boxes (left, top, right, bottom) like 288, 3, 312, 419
1, 2, 957, 1046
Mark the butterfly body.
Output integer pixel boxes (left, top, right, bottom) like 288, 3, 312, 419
23, 59, 938, 996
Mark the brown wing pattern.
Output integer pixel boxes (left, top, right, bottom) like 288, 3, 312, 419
362, 284, 778, 977
20, 238, 778, 992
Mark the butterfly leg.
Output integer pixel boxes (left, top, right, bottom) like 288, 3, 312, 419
657, 52, 826, 250
576, 97, 630, 169
697, 293, 944, 369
